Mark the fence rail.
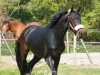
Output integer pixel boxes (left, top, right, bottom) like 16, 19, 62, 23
0, 30, 100, 56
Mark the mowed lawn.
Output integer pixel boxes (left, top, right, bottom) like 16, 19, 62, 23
0, 61, 100, 75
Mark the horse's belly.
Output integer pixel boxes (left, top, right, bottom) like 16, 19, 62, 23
31, 49, 45, 57
26, 31, 46, 57
28, 41, 45, 57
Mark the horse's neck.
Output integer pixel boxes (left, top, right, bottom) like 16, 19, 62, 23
53, 21, 68, 40
9, 23, 17, 33
9, 22, 24, 33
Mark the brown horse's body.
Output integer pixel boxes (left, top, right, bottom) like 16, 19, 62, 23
1, 20, 42, 40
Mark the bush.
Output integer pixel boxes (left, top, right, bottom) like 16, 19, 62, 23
83, 31, 100, 42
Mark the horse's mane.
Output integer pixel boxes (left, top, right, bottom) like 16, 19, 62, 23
49, 10, 68, 28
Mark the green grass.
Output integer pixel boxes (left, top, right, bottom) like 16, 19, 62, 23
0, 69, 19, 75
0, 64, 100, 75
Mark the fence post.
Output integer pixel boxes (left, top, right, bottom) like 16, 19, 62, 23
73, 34, 77, 65
0, 31, 1, 59
66, 31, 70, 53
80, 39, 92, 64
1, 33, 15, 60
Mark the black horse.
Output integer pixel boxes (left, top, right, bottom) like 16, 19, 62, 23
15, 7, 84, 75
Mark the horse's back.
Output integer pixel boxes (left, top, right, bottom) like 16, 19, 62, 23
21, 25, 45, 45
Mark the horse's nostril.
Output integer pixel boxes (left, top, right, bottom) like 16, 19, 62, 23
77, 29, 85, 38
79, 32, 84, 38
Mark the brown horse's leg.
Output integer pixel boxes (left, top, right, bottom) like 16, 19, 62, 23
28, 55, 41, 74
15, 41, 29, 75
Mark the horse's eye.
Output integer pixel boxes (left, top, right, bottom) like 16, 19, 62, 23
65, 18, 68, 22
70, 18, 74, 20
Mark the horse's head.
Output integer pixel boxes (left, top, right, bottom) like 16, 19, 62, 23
1, 20, 10, 35
67, 7, 84, 38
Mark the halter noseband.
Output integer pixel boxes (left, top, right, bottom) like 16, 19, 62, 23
69, 21, 84, 31
74, 24, 84, 31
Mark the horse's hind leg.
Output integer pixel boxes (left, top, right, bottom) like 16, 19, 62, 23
28, 55, 41, 74
15, 41, 29, 75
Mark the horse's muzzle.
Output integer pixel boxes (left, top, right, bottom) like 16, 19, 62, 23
77, 28, 85, 38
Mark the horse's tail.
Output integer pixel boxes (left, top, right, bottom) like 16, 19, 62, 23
15, 41, 20, 63
15, 41, 30, 74
15, 41, 22, 73
15, 41, 20, 59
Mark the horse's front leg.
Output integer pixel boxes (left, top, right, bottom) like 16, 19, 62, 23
45, 56, 57, 75
54, 55, 61, 73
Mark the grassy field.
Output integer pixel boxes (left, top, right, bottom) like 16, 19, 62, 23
1, 41, 100, 75
0, 62, 100, 75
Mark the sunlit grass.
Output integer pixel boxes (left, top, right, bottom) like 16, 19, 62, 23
0, 63, 100, 75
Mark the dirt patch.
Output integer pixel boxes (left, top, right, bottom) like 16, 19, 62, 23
0, 56, 17, 69
0, 53, 100, 69
60, 53, 100, 67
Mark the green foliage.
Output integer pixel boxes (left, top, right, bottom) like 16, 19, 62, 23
0, 0, 100, 41
19, 0, 31, 5
1, 0, 99, 28
83, 31, 100, 42
82, 0, 100, 29
9, 7, 33, 23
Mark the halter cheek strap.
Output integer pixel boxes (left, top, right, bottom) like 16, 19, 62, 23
74, 24, 84, 31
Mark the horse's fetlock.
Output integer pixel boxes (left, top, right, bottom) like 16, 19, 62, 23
52, 71, 57, 75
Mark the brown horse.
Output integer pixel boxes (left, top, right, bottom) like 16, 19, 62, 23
1, 19, 42, 40
1, 19, 26, 39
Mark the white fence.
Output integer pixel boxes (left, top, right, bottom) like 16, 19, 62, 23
0, 30, 100, 65
0, 30, 100, 56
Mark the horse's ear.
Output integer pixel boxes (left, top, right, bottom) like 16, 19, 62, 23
68, 7, 74, 13
77, 7, 81, 13
70, 7, 74, 13
2, 20, 9, 24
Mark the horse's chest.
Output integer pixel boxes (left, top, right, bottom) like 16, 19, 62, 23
48, 42, 65, 55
